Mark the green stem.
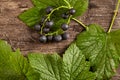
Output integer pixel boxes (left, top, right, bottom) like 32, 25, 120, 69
40, 6, 70, 34
45, 29, 63, 36
63, 0, 72, 8
72, 18, 88, 30
67, 15, 72, 24
45, 31, 58, 36
48, 6, 69, 19
107, 0, 120, 33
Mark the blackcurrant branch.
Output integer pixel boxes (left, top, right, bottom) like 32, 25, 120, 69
40, 6, 71, 34
107, 0, 120, 33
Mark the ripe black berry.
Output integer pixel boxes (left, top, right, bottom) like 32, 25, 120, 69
62, 32, 70, 40
41, 17, 46, 23
61, 23, 69, 31
62, 13, 69, 19
53, 35, 62, 42
46, 6, 53, 14
43, 28, 50, 33
39, 35, 47, 43
47, 35, 53, 41
45, 20, 54, 28
69, 8, 76, 15
34, 24, 41, 31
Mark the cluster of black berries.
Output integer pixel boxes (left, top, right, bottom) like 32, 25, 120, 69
34, 6, 76, 43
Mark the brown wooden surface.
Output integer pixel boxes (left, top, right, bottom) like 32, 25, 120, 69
0, 0, 120, 79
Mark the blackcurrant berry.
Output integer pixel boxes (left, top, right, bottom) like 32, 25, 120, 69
39, 35, 47, 43
69, 8, 76, 15
53, 35, 62, 42
61, 23, 69, 31
62, 13, 69, 19
41, 17, 46, 23
43, 28, 50, 33
45, 20, 54, 28
46, 6, 53, 14
62, 32, 70, 40
47, 35, 53, 41
34, 24, 41, 31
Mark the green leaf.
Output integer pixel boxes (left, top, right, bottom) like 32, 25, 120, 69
62, 43, 96, 80
26, 68, 40, 80
0, 40, 37, 80
110, 29, 120, 56
19, 0, 88, 30
32, 0, 65, 9
51, 19, 68, 32
19, 7, 44, 28
28, 43, 96, 80
50, 8, 71, 33
28, 53, 63, 80
66, 0, 88, 17
76, 24, 120, 79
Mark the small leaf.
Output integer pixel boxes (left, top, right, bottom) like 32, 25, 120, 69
76, 24, 120, 79
28, 43, 96, 80
19, 7, 44, 28
66, 0, 89, 17
32, 0, 66, 9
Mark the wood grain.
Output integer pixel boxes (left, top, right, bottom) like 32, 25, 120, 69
0, 0, 120, 79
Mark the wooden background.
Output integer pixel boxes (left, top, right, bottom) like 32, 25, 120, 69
0, 0, 120, 79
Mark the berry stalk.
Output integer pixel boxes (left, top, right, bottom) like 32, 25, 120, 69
107, 0, 120, 33
67, 15, 72, 24
63, 0, 71, 8
45, 30, 59, 36
72, 18, 88, 30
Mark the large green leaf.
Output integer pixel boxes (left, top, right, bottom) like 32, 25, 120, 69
28, 43, 95, 80
76, 24, 120, 80
110, 29, 120, 56
62, 43, 96, 80
0, 40, 37, 80
28, 53, 62, 80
